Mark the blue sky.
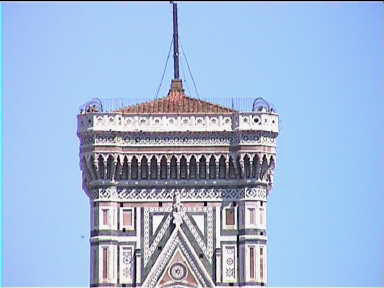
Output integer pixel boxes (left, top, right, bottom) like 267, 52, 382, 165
3, 2, 384, 286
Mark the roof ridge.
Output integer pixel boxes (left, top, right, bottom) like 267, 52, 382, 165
115, 92, 236, 114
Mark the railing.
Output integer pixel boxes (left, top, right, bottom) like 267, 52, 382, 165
79, 96, 277, 114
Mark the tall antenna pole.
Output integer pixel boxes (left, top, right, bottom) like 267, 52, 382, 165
172, 2, 180, 79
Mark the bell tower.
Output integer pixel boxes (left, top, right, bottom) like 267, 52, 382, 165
77, 3, 279, 287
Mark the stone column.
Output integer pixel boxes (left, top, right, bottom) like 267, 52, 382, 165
157, 159, 161, 180
93, 158, 100, 180
167, 160, 172, 180
127, 160, 132, 180
103, 159, 108, 180
215, 248, 222, 284
135, 249, 142, 285
110, 160, 117, 181
238, 159, 245, 179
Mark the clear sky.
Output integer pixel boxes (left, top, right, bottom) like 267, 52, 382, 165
3, 1, 384, 286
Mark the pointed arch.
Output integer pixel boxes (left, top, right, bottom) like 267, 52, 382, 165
106, 155, 114, 180
244, 154, 251, 178
160, 156, 168, 179
189, 155, 197, 179
218, 155, 226, 179
209, 155, 216, 179
98, 154, 105, 179
170, 156, 178, 179
236, 155, 242, 178
121, 156, 129, 180
252, 154, 260, 179
141, 156, 149, 179
199, 155, 207, 179
180, 156, 188, 179
114, 156, 122, 180
269, 155, 275, 170
131, 156, 138, 180
260, 155, 269, 180
150, 156, 158, 179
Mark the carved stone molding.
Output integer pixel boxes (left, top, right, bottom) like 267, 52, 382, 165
90, 187, 268, 202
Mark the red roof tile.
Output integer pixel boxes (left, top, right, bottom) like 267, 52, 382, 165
116, 80, 235, 114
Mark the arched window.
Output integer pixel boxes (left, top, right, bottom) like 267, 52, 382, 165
260, 155, 268, 180
244, 155, 251, 178
189, 156, 197, 179
106, 155, 114, 180
180, 156, 188, 179
113, 157, 120, 180
236, 156, 242, 178
131, 157, 138, 180
218, 156, 226, 179
199, 156, 206, 179
160, 156, 168, 179
269, 156, 275, 170
170, 156, 178, 179
141, 156, 149, 179
98, 155, 105, 179
209, 156, 216, 179
252, 155, 259, 179
150, 156, 158, 179
228, 157, 236, 179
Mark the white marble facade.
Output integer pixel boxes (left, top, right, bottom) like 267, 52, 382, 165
78, 96, 278, 288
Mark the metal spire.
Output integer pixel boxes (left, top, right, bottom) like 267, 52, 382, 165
171, 1, 180, 79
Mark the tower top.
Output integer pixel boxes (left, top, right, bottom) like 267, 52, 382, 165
170, 2, 183, 93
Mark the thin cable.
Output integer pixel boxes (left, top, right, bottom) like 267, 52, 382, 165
155, 38, 173, 99
180, 44, 200, 99
180, 51, 192, 97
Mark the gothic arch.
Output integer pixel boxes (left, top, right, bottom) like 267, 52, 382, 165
170, 156, 178, 179
98, 154, 105, 179
260, 155, 269, 180
131, 156, 138, 180
150, 156, 158, 179
199, 155, 207, 179
114, 155, 122, 180
180, 155, 188, 179
244, 154, 251, 178
208, 155, 216, 179
236, 155, 242, 179
160, 156, 168, 179
218, 155, 226, 179
269, 155, 275, 169
189, 155, 197, 179
106, 155, 114, 180
252, 154, 260, 179
141, 156, 149, 179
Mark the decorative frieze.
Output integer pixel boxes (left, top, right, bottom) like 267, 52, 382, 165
77, 111, 278, 134
78, 131, 277, 148
90, 187, 268, 202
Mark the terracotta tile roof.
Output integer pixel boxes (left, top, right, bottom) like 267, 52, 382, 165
116, 80, 235, 114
